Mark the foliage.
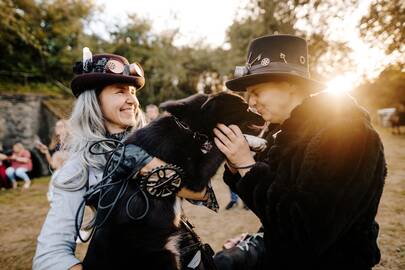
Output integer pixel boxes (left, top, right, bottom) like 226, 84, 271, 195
222, 0, 357, 80
0, 0, 403, 108
360, 0, 404, 60
353, 65, 405, 110
0, 0, 95, 82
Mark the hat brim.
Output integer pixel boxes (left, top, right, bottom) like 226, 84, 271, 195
225, 72, 325, 92
71, 73, 145, 97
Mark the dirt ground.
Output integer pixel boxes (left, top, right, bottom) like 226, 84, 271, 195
0, 128, 403, 269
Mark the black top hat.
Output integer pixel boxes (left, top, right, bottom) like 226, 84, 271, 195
71, 53, 145, 97
226, 35, 324, 92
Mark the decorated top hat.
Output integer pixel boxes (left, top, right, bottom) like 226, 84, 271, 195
226, 35, 324, 92
71, 48, 145, 97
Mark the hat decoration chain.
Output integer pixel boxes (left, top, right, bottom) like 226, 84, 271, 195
234, 52, 263, 78
234, 51, 294, 78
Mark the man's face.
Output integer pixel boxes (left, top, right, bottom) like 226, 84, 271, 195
247, 81, 297, 124
146, 107, 159, 121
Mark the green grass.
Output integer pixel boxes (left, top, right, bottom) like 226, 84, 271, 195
0, 176, 50, 204
0, 82, 69, 97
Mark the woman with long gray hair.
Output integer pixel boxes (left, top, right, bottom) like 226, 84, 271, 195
33, 52, 207, 270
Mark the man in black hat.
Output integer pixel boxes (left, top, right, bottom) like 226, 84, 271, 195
213, 35, 386, 269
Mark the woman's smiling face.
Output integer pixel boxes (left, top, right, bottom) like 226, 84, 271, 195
98, 83, 139, 134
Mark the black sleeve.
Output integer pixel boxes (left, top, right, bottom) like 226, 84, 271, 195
262, 119, 385, 260
223, 161, 274, 220
222, 164, 241, 192
222, 128, 278, 217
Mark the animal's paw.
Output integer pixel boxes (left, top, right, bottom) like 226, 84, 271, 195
243, 134, 267, 152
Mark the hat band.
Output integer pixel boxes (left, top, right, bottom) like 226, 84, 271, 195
249, 62, 309, 78
73, 58, 144, 78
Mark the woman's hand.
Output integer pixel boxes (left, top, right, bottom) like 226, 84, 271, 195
177, 187, 208, 201
213, 124, 255, 177
35, 142, 49, 154
69, 263, 83, 270
139, 157, 166, 175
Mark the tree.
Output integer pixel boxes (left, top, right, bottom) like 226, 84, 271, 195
222, 0, 357, 80
353, 64, 405, 110
106, 15, 224, 105
0, 0, 95, 83
360, 0, 404, 61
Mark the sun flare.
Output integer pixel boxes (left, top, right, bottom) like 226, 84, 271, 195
326, 73, 358, 94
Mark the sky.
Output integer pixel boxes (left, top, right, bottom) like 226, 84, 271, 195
90, 0, 393, 90
91, 0, 247, 47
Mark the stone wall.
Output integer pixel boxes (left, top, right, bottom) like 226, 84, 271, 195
0, 94, 59, 176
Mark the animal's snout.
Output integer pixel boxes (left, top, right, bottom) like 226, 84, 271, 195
243, 134, 267, 152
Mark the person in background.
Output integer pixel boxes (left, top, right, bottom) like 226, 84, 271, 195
145, 104, 160, 123
36, 119, 70, 201
6, 142, 33, 189
0, 145, 8, 189
225, 189, 239, 210
36, 119, 69, 171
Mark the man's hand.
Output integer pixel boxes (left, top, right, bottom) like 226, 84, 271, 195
213, 124, 255, 176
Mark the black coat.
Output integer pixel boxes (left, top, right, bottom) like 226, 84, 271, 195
224, 92, 386, 270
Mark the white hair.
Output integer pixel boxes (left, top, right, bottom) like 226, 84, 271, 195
53, 89, 146, 191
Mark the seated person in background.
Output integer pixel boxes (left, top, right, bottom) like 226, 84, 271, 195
36, 119, 69, 171
0, 149, 8, 189
6, 142, 33, 189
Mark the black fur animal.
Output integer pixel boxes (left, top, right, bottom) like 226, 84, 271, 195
82, 92, 265, 270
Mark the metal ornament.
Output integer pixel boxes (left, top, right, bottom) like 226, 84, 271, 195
105, 59, 124, 74
261, 58, 270, 66
201, 141, 213, 154
140, 164, 184, 198
234, 66, 249, 78
280, 52, 287, 63
247, 53, 262, 68
300, 56, 306, 64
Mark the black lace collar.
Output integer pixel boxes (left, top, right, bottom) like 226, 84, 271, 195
105, 130, 130, 142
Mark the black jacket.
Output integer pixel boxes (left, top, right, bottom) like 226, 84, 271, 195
224, 92, 386, 270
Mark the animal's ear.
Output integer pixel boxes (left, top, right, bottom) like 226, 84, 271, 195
159, 100, 187, 118
160, 93, 209, 118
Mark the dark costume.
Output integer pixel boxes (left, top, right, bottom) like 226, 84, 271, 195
223, 92, 386, 269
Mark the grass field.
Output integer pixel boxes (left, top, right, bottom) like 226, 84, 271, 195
0, 128, 404, 269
